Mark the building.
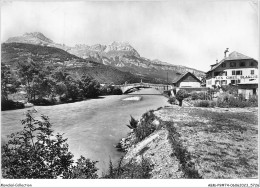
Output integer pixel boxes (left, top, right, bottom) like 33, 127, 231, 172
172, 72, 202, 88
171, 72, 205, 95
206, 50, 258, 98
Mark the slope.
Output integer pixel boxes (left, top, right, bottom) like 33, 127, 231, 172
1, 43, 145, 85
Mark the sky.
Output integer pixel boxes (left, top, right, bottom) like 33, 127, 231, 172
1, 0, 259, 71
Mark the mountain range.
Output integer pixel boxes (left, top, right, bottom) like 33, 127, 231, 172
3, 32, 205, 84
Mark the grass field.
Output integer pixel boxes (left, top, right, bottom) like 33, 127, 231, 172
154, 107, 258, 178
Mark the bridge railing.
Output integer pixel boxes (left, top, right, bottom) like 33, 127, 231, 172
119, 82, 168, 87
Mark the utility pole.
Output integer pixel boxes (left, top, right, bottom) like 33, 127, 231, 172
167, 72, 168, 91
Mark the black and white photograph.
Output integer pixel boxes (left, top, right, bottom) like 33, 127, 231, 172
0, 0, 259, 187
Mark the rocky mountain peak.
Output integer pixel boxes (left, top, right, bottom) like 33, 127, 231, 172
5, 32, 53, 44
23, 32, 53, 43
74, 44, 90, 49
90, 44, 107, 52
105, 41, 140, 57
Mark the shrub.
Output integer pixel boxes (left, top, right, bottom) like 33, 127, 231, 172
191, 91, 210, 100
168, 96, 177, 105
30, 97, 57, 106
126, 116, 138, 129
63, 156, 98, 179
221, 85, 238, 96
216, 92, 257, 108
1, 110, 98, 179
103, 156, 153, 179
194, 100, 216, 108
176, 89, 189, 106
1, 98, 25, 111
100, 85, 122, 95
184, 96, 192, 102
248, 95, 258, 107
191, 91, 199, 100
197, 92, 206, 100
133, 110, 157, 142
163, 90, 172, 97
112, 87, 123, 95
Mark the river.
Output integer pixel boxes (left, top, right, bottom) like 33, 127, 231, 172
1, 88, 168, 175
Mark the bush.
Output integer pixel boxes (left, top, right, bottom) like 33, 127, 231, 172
113, 87, 123, 95
133, 110, 157, 142
191, 91, 210, 100
1, 110, 98, 179
197, 92, 206, 100
194, 100, 216, 108
248, 95, 258, 106
176, 89, 189, 106
216, 92, 257, 108
184, 96, 192, 102
102, 156, 153, 179
190, 91, 199, 100
30, 97, 57, 106
126, 116, 138, 129
221, 85, 238, 96
163, 90, 172, 97
1, 99, 25, 111
100, 85, 122, 95
168, 96, 177, 105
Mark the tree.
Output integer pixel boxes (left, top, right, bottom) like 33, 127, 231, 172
17, 59, 57, 101
80, 75, 100, 98
1, 110, 99, 179
55, 82, 68, 98
1, 64, 19, 100
176, 89, 189, 106
17, 59, 41, 100
65, 79, 82, 101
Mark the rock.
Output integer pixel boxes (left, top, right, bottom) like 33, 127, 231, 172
152, 119, 160, 129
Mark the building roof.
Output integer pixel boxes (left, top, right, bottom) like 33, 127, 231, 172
172, 72, 202, 84
207, 51, 255, 73
225, 51, 253, 60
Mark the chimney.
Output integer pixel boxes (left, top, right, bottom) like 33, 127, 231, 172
224, 48, 229, 58
216, 59, 218, 64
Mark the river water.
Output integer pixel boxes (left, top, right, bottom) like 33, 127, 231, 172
1, 88, 168, 175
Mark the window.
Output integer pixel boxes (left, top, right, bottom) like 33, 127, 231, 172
237, 80, 241, 83
222, 63, 226, 67
221, 80, 227, 85
214, 72, 220, 76
236, 70, 242, 75
222, 71, 227, 76
251, 70, 254, 75
231, 80, 236, 84
232, 71, 236, 75
230, 62, 236, 67
239, 62, 245, 67
250, 61, 255, 66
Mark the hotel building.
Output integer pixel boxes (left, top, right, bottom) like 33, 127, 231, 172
206, 50, 258, 97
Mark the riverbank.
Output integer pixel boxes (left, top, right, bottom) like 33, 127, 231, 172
116, 105, 258, 179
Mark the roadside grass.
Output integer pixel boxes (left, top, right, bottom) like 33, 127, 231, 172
156, 107, 258, 178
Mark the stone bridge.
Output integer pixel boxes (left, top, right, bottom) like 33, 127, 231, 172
117, 82, 170, 94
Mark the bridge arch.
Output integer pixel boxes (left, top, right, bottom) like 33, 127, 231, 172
119, 82, 168, 94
